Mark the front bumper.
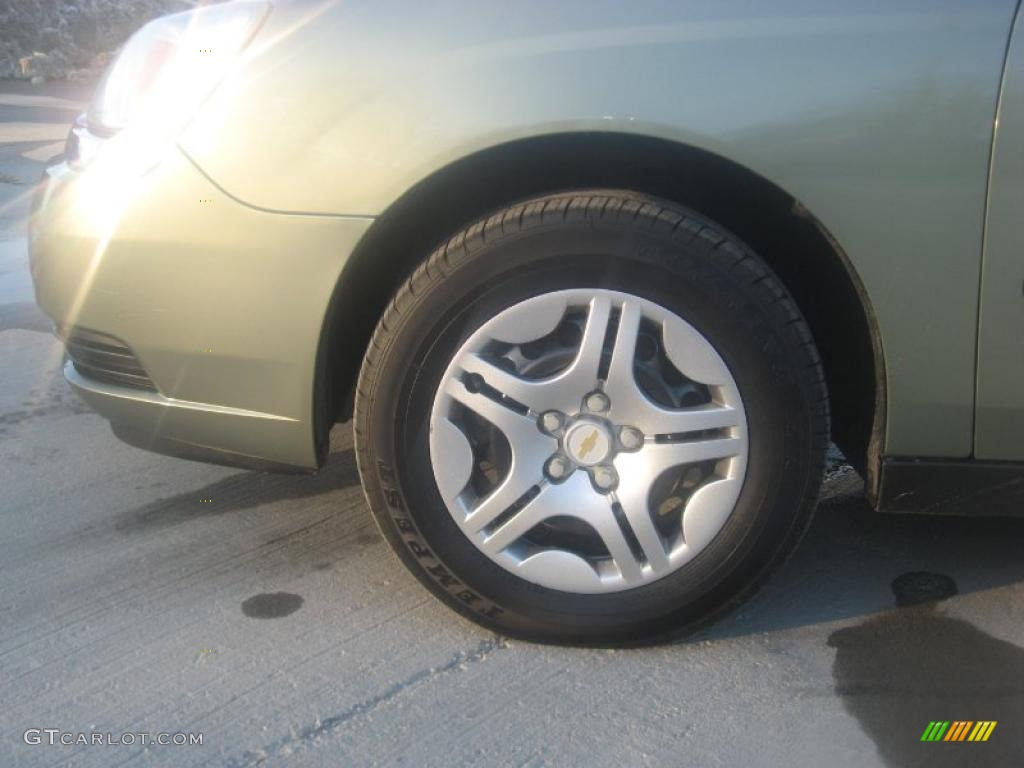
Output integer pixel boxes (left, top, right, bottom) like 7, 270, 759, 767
30, 146, 372, 469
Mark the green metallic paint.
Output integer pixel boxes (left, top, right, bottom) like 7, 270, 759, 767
30, 0, 1024, 472
976, 2, 1024, 460
31, 148, 372, 468
181, 0, 1020, 458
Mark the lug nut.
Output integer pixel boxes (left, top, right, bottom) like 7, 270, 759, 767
539, 411, 564, 434
593, 465, 618, 491
546, 455, 572, 481
618, 426, 644, 451
584, 391, 610, 413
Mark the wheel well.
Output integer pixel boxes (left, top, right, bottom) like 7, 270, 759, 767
318, 132, 884, 478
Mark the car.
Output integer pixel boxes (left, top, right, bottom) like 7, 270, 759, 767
28, 0, 1024, 645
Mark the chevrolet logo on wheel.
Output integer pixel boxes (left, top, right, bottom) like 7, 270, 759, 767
578, 429, 599, 460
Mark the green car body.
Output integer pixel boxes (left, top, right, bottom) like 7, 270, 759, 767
29, 0, 1024, 512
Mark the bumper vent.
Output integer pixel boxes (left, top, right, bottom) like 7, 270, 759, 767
64, 329, 156, 392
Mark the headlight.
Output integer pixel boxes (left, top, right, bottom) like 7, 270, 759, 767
87, 0, 271, 137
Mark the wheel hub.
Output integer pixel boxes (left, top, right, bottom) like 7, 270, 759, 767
563, 418, 613, 467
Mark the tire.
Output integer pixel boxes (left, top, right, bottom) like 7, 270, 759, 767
355, 190, 828, 646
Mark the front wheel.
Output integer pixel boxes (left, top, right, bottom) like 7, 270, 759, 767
355, 190, 828, 645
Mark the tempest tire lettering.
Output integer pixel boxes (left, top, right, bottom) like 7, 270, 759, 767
383, 488, 404, 511
376, 462, 408, 513
426, 564, 460, 588
371, 461, 505, 619
407, 540, 433, 559
376, 461, 397, 483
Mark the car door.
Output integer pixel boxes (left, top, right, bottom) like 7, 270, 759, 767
976, 3, 1024, 460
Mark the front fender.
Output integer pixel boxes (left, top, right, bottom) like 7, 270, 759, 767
180, 0, 1017, 458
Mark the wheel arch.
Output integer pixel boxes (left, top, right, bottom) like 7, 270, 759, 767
316, 132, 885, 492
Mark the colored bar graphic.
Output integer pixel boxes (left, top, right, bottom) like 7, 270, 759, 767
921, 721, 950, 742
947, 722, 973, 741
923, 720, 996, 743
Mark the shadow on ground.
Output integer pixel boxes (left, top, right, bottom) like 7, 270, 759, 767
108, 434, 1024, 742
701, 476, 1024, 766
114, 447, 361, 534
829, 572, 1023, 767
704, 478, 1024, 640
103, 438, 1024, 765
0, 301, 50, 333
117, 455, 1024, 639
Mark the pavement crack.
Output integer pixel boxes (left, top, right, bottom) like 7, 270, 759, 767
229, 635, 507, 766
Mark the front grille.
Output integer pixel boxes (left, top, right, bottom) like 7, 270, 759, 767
64, 329, 157, 392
